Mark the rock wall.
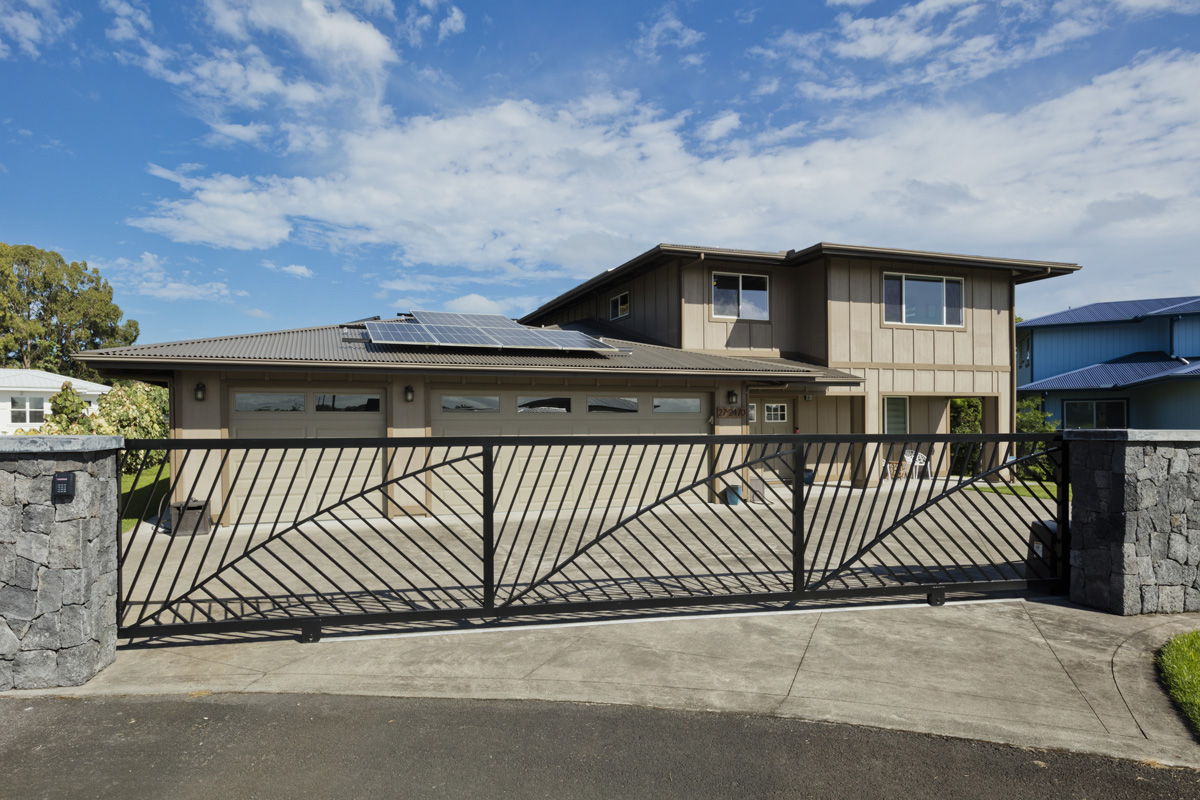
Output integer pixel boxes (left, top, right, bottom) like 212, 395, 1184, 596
0, 437, 122, 690
1069, 430, 1200, 616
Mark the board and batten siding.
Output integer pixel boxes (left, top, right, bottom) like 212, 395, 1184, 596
537, 260, 682, 347
1029, 319, 1168, 382
823, 257, 1014, 434
1171, 316, 1200, 357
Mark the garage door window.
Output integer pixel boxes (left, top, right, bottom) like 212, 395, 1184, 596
316, 393, 380, 412
235, 392, 305, 412
441, 395, 500, 413
589, 397, 638, 413
518, 396, 571, 413
654, 397, 702, 413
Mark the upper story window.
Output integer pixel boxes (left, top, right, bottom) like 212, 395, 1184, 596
884, 274, 964, 327
609, 292, 629, 321
712, 273, 769, 320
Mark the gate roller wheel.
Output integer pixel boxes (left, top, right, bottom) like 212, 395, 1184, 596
299, 622, 323, 643
927, 589, 946, 607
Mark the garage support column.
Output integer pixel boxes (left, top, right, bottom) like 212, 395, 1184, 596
712, 382, 746, 504
388, 376, 427, 518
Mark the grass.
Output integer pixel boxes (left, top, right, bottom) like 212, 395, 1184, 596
965, 482, 1060, 501
119, 466, 171, 533
1157, 630, 1200, 736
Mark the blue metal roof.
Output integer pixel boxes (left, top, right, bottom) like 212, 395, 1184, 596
1018, 352, 1198, 391
1016, 296, 1200, 328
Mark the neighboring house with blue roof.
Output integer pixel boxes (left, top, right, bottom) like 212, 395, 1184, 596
1016, 296, 1200, 429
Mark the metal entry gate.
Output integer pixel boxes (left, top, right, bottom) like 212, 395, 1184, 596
116, 433, 1068, 641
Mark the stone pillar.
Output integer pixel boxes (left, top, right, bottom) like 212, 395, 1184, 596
1068, 430, 1200, 615
0, 436, 124, 690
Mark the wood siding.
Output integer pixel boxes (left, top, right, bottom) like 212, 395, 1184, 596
538, 260, 682, 347
1030, 319, 1168, 381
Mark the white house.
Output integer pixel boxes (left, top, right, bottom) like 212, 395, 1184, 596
0, 369, 111, 434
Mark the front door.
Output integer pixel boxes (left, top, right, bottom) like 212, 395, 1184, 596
749, 396, 795, 484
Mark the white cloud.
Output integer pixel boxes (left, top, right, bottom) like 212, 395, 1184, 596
127, 53, 1200, 314
245, 307, 272, 318
261, 260, 314, 278
95, 251, 241, 302
0, 0, 78, 59
444, 293, 540, 316
437, 5, 465, 42
634, 5, 705, 64
698, 111, 742, 141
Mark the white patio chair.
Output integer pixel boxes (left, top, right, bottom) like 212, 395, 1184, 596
903, 449, 931, 479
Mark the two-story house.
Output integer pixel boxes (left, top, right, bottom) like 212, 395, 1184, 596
1016, 296, 1200, 429
77, 241, 1076, 515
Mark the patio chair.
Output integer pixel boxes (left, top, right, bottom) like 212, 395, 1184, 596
903, 449, 931, 479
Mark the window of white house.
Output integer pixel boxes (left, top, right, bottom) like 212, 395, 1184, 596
588, 397, 638, 413
765, 403, 787, 422
609, 292, 629, 320
235, 392, 305, 412
1063, 400, 1126, 429
315, 394, 380, 412
518, 396, 571, 413
712, 273, 769, 320
654, 397, 702, 413
884, 396, 909, 434
884, 274, 964, 327
747, 403, 756, 423
10, 396, 45, 424
441, 395, 500, 413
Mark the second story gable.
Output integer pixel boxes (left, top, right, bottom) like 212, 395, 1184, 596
523, 242, 1078, 375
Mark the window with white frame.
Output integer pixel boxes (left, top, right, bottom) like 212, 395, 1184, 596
764, 403, 787, 422
883, 274, 964, 327
883, 396, 908, 434
712, 273, 769, 320
1063, 399, 1126, 429
9, 396, 45, 425
747, 403, 756, 423
609, 291, 629, 320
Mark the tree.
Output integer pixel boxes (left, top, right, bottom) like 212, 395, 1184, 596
949, 397, 982, 434
1, 243, 139, 380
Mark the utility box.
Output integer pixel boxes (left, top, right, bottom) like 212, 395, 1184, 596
169, 499, 212, 537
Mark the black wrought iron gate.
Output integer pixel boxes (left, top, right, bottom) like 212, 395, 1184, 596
116, 433, 1069, 641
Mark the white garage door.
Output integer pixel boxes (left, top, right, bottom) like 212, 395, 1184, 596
431, 391, 711, 514
227, 389, 387, 522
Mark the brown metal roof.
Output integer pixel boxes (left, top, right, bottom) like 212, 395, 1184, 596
76, 322, 861, 384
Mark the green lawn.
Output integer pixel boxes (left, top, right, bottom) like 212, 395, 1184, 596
966, 482, 1060, 501
1158, 630, 1200, 737
119, 467, 171, 533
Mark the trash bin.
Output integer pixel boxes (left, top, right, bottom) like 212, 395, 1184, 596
802, 468, 815, 485
169, 499, 212, 537
725, 485, 742, 506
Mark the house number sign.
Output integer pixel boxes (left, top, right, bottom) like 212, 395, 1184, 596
715, 407, 746, 418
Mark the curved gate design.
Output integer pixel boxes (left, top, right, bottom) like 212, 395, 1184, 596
117, 434, 1068, 640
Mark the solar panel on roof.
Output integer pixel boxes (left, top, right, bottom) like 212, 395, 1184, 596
365, 321, 438, 344
365, 311, 619, 352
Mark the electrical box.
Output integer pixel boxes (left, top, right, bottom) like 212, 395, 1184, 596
51, 472, 75, 500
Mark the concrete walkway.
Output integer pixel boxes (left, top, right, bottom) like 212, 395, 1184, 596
13, 597, 1200, 768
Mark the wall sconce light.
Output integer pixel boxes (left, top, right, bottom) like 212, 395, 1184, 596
404, 385, 415, 403
726, 390, 738, 405
194, 383, 206, 402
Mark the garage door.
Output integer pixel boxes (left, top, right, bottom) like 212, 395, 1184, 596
431, 391, 711, 514
227, 389, 387, 522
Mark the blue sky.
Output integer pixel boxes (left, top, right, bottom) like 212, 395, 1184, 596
2, 0, 1199, 344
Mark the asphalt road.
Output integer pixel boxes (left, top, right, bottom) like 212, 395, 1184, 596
2, 694, 1198, 799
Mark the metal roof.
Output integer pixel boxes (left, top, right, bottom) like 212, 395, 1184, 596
0, 369, 111, 394
76, 322, 862, 384
522, 241, 1079, 324
1018, 352, 1200, 391
1017, 296, 1200, 328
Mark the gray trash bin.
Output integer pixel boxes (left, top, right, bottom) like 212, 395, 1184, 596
169, 499, 212, 537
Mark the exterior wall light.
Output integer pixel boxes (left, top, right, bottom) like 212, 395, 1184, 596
194, 383, 206, 402
404, 385, 415, 403
726, 390, 738, 405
